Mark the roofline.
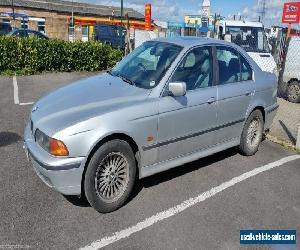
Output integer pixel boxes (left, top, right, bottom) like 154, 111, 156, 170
0, 0, 144, 20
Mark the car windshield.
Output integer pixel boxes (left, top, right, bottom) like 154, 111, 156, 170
226, 26, 270, 53
111, 41, 182, 89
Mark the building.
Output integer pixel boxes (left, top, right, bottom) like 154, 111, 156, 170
0, 0, 144, 41
185, 0, 212, 27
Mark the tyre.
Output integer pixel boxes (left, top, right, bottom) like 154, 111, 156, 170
287, 81, 300, 103
84, 139, 136, 213
239, 110, 264, 156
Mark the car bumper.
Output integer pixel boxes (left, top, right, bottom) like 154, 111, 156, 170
24, 124, 85, 195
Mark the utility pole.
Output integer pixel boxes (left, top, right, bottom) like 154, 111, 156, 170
11, 0, 15, 28
72, 0, 75, 41
260, 0, 266, 23
120, 0, 124, 26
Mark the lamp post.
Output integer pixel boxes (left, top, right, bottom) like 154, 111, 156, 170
72, 0, 75, 41
120, 0, 123, 26
11, 0, 15, 28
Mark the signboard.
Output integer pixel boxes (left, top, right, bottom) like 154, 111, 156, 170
145, 3, 152, 31
282, 2, 300, 23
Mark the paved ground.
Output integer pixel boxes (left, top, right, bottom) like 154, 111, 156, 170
0, 73, 299, 250
270, 98, 300, 146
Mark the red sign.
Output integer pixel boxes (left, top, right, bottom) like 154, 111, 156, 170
145, 3, 152, 31
282, 2, 300, 23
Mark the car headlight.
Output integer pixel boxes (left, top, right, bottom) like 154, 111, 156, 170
35, 129, 69, 156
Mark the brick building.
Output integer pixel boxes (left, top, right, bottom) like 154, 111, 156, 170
0, 0, 144, 41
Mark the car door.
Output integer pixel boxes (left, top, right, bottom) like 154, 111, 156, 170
215, 46, 255, 143
157, 46, 218, 162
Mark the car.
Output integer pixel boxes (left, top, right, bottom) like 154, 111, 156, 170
94, 24, 126, 49
8, 28, 48, 39
0, 22, 12, 35
279, 37, 300, 103
24, 37, 278, 213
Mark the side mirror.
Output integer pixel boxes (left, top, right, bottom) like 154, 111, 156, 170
168, 82, 187, 97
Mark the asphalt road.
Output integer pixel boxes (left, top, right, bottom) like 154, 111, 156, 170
0, 72, 299, 250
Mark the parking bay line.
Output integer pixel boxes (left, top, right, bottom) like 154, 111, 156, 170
12, 75, 34, 106
80, 155, 300, 250
13, 75, 19, 105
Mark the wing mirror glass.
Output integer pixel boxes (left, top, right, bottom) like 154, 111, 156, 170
168, 82, 187, 97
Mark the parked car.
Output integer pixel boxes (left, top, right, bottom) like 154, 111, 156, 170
0, 22, 12, 35
94, 23, 125, 49
8, 28, 48, 39
218, 20, 277, 74
279, 37, 300, 103
24, 37, 278, 213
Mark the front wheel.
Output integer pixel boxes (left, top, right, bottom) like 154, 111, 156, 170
239, 110, 264, 156
84, 140, 136, 213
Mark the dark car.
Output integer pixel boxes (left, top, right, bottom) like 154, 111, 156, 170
94, 24, 125, 49
0, 22, 12, 35
8, 28, 49, 39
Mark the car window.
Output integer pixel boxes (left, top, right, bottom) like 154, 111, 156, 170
111, 41, 182, 89
217, 46, 241, 85
240, 56, 253, 81
170, 47, 213, 91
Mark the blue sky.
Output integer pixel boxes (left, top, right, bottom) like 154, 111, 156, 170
81, 0, 299, 26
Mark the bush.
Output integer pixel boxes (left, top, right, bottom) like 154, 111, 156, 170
0, 36, 123, 75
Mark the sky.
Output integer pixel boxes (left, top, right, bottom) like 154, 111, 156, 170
80, 0, 300, 27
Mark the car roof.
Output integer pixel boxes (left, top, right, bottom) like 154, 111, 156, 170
152, 36, 239, 49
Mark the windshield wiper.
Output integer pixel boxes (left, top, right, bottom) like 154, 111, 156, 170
116, 74, 135, 86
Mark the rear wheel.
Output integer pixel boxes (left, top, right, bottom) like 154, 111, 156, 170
84, 140, 136, 213
287, 81, 300, 103
239, 110, 264, 156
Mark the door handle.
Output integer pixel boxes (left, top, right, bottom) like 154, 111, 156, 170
207, 97, 216, 104
245, 91, 253, 96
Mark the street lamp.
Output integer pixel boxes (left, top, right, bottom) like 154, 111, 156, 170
71, 0, 75, 41
120, 0, 123, 26
11, 0, 15, 28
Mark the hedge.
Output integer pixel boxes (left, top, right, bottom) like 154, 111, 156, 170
0, 36, 123, 75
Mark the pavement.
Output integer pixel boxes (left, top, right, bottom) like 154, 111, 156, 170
0, 72, 300, 250
269, 98, 300, 147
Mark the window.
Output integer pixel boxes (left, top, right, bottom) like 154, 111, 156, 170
38, 21, 45, 33
170, 47, 213, 91
21, 19, 28, 29
111, 41, 182, 89
217, 46, 241, 85
240, 56, 252, 81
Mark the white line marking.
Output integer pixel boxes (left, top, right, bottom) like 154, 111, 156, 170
13, 75, 19, 105
80, 155, 300, 250
19, 102, 34, 106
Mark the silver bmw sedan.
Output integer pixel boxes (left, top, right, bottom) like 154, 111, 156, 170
24, 37, 278, 213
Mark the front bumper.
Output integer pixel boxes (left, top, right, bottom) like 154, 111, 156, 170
24, 124, 85, 195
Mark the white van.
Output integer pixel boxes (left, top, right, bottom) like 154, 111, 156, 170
218, 20, 277, 73
280, 37, 300, 103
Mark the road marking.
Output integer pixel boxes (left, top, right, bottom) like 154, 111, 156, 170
80, 155, 300, 250
13, 76, 34, 106
13, 75, 19, 105
19, 102, 34, 106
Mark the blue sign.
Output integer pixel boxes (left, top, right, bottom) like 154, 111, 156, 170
240, 230, 296, 244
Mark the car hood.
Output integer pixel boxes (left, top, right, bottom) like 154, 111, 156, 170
31, 73, 150, 135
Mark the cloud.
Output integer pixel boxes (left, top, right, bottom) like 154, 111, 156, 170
82, 0, 191, 22
240, 0, 300, 27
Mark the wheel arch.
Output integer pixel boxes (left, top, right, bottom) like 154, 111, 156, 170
287, 78, 299, 84
80, 133, 140, 197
